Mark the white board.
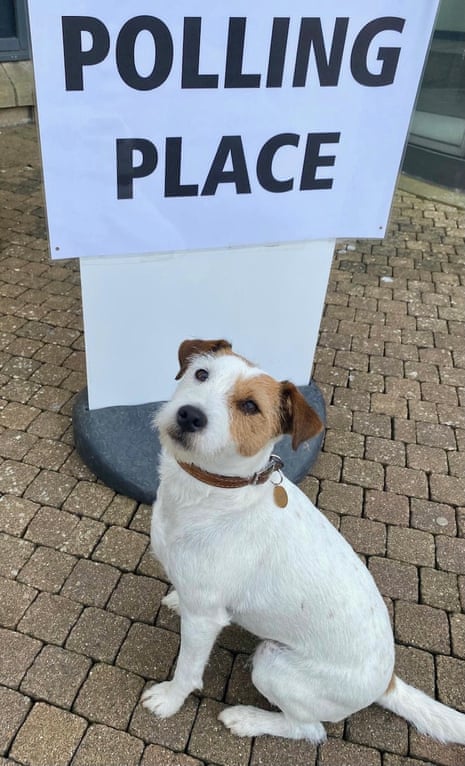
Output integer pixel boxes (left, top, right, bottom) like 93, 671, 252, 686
80, 241, 334, 408
28, 0, 440, 259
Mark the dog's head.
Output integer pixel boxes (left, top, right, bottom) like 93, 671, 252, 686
155, 339, 323, 473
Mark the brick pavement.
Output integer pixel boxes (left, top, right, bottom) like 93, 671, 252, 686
0, 122, 464, 766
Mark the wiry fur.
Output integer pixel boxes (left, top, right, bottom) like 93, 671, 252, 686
142, 340, 465, 746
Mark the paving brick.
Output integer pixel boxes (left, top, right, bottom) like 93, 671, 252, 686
407, 443, 448, 474
202, 645, 235, 702
430, 475, 465, 506
137, 549, 169, 580
63, 480, 114, 519
0, 686, 31, 754
59, 517, 105, 557
436, 537, 465, 575
130, 503, 152, 534
10, 702, 87, 766
20, 645, 91, 708
318, 738, 381, 766
408, 399, 438, 424
342, 458, 384, 489
188, 698, 252, 766
437, 404, 465, 429
371, 393, 408, 418
24, 468, 76, 506
141, 743, 203, 766
0, 577, 37, 629
61, 558, 120, 607
0, 627, 42, 688
73, 663, 144, 729
107, 573, 167, 623
0, 401, 39, 430
365, 490, 409, 526
416, 422, 456, 450
318, 480, 363, 518
385, 466, 428, 499
393, 418, 417, 444
340, 517, 386, 556
0, 429, 38, 460
25, 505, 78, 547
395, 601, 450, 654
0, 459, 39, 494
410, 499, 457, 536
420, 568, 461, 612
310, 451, 342, 481
18, 592, 82, 645
101, 494, 137, 526
66, 606, 130, 663
387, 527, 435, 567
27, 410, 70, 438
450, 613, 465, 659
369, 557, 418, 601
225, 653, 271, 709
436, 655, 465, 713
72, 725, 144, 766
130, 685, 199, 750
383, 756, 436, 766
365, 436, 405, 466
449, 452, 465, 479
92, 526, 148, 571
18, 546, 75, 593
409, 731, 465, 766
24, 436, 72, 470
0, 533, 33, 578
0, 495, 38, 535
116, 622, 179, 680
394, 645, 435, 697
250, 734, 317, 765
346, 704, 408, 755
323, 430, 365, 459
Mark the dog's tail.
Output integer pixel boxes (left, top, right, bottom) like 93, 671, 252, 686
377, 675, 465, 745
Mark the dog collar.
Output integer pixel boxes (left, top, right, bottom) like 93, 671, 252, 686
177, 453, 284, 489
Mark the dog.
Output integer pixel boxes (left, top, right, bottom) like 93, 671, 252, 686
142, 338, 465, 744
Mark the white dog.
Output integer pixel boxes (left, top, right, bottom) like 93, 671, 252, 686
142, 338, 465, 744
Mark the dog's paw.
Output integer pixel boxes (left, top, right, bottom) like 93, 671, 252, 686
161, 590, 180, 614
141, 682, 185, 718
218, 705, 267, 737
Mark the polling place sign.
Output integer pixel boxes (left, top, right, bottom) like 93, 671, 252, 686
28, 1, 439, 260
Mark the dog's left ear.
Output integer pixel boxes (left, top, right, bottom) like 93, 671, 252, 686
175, 338, 232, 380
280, 381, 324, 450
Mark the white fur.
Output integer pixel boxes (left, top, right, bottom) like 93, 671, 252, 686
142, 350, 465, 745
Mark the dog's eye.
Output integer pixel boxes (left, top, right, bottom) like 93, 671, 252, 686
239, 399, 260, 415
195, 368, 209, 382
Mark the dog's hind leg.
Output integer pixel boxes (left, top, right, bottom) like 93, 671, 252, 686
219, 640, 327, 742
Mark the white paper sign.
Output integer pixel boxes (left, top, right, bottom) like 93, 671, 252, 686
28, 0, 439, 259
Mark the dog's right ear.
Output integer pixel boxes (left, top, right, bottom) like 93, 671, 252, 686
175, 339, 232, 380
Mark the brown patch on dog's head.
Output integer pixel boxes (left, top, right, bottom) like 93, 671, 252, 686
175, 338, 232, 380
280, 381, 323, 450
229, 374, 283, 457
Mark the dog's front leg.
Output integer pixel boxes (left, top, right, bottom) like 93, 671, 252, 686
142, 609, 226, 717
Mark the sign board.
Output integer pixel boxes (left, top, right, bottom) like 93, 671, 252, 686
28, 0, 439, 260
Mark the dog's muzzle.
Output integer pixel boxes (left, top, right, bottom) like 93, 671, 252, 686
176, 405, 208, 433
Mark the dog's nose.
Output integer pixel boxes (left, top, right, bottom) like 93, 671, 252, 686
176, 405, 207, 433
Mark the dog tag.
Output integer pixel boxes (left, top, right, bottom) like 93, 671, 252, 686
273, 485, 288, 508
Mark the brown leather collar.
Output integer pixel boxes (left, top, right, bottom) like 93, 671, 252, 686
177, 454, 284, 489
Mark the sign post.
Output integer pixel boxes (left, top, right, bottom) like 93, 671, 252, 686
28, 1, 439, 501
